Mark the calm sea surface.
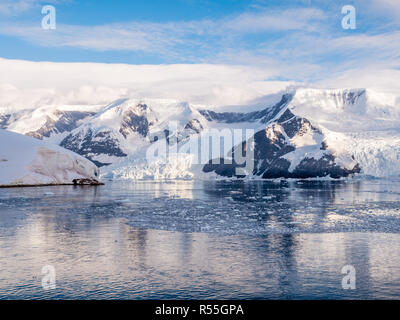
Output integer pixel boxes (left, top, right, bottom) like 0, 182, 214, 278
0, 179, 399, 299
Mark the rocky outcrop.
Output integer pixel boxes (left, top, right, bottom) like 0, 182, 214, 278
60, 128, 127, 167
72, 178, 103, 186
26, 111, 95, 140
119, 103, 155, 138
203, 109, 361, 179
59, 102, 158, 167
199, 93, 293, 123
0, 114, 10, 129
163, 118, 205, 145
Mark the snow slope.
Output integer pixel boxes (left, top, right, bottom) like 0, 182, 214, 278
1, 87, 400, 180
58, 99, 197, 166
0, 129, 101, 187
103, 88, 400, 180
287, 88, 400, 177
202, 108, 360, 179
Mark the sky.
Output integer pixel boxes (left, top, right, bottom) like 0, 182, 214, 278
0, 0, 399, 107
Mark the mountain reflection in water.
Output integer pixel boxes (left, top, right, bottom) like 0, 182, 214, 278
0, 179, 399, 299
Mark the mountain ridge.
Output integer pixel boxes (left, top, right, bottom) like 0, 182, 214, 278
1, 87, 399, 179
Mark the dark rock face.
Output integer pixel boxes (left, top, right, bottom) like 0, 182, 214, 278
334, 89, 365, 105
0, 114, 10, 129
278, 154, 361, 179
175, 119, 204, 144
26, 111, 95, 140
199, 93, 293, 124
72, 178, 104, 186
60, 128, 127, 167
203, 108, 361, 179
149, 119, 204, 146
184, 119, 203, 134
59, 103, 157, 166
119, 103, 154, 138
149, 129, 170, 143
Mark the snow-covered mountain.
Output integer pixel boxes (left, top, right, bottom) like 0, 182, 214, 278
203, 107, 360, 179
58, 99, 158, 166
0, 129, 101, 187
1, 87, 399, 180
0, 104, 101, 143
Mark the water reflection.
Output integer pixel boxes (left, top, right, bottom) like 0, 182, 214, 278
0, 180, 399, 299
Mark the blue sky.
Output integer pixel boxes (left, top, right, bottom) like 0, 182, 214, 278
0, 0, 399, 108
0, 0, 399, 86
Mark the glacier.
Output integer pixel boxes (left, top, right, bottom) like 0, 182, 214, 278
1, 87, 399, 180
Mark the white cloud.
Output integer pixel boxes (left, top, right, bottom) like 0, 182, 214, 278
224, 8, 327, 32
319, 67, 400, 96
0, 58, 293, 109
1, 3, 398, 74
0, 1, 399, 107
0, 0, 61, 15
369, 0, 400, 19
0, 55, 398, 112
0, 0, 36, 15
0, 8, 328, 54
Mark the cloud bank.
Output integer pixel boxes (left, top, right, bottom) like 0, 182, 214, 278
0, 57, 399, 111
0, 58, 294, 109
0, 1, 399, 109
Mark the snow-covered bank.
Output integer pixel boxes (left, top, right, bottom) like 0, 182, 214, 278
2, 88, 400, 181
0, 129, 102, 187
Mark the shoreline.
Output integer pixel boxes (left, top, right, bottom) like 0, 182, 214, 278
0, 182, 105, 189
